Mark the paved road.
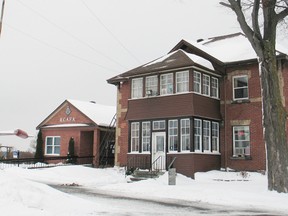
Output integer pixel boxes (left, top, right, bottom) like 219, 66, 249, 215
52, 185, 283, 216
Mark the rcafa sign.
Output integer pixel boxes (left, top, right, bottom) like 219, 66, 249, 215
59, 105, 76, 123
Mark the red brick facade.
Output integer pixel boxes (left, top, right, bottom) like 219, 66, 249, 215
37, 100, 115, 166
107, 34, 288, 178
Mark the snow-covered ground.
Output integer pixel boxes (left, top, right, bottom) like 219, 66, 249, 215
1, 165, 287, 215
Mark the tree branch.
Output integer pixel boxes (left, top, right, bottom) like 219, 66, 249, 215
252, 0, 262, 39
276, 7, 288, 23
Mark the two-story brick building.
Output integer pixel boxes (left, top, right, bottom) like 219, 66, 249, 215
107, 33, 288, 178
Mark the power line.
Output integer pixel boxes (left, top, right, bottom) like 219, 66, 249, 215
15, 0, 128, 70
80, 0, 141, 64
0, 0, 5, 37
5, 23, 119, 72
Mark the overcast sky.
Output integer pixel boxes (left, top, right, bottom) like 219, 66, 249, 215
0, 0, 242, 150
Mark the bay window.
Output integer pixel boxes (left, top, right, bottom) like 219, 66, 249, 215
181, 119, 190, 151
145, 76, 158, 96
176, 71, 189, 93
160, 73, 173, 95
168, 120, 178, 152
131, 122, 140, 152
131, 78, 143, 99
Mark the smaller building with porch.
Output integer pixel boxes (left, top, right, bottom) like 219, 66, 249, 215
36, 99, 116, 166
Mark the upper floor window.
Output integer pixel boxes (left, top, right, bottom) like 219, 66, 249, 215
131, 78, 143, 99
193, 71, 201, 94
211, 77, 219, 98
233, 126, 250, 156
168, 119, 178, 152
45, 136, 61, 155
233, 76, 248, 100
176, 71, 189, 93
142, 122, 151, 152
203, 74, 210, 96
131, 122, 140, 152
160, 73, 173, 95
145, 76, 158, 96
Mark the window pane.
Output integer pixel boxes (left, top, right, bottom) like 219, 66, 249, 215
153, 120, 165, 130
194, 119, 202, 151
131, 122, 140, 152
203, 120, 211, 151
212, 122, 219, 152
168, 120, 178, 151
193, 72, 201, 93
211, 77, 219, 98
176, 71, 189, 93
131, 78, 143, 99
181, 119, 190, 151
145, 76, 158, 96
203, 74, 210, 96
142, 122, 151, 152
160, 73, 173, 95
233, 126, 250, 156
233, 76, 248, 100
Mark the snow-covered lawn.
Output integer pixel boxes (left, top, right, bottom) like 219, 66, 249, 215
1, 165, 287, 215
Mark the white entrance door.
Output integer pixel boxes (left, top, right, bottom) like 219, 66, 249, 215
152, 132, 166, 171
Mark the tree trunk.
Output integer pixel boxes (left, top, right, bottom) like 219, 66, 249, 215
260, 41, 288, 193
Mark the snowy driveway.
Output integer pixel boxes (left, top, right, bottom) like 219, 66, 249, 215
52, 184, 282, 216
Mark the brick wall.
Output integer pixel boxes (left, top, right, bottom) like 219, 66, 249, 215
115, 81, 130, 166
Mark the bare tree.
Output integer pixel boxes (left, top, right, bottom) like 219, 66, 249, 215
220, 0, 288, 193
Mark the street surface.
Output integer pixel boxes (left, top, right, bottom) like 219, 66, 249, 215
52, 185, 282, 216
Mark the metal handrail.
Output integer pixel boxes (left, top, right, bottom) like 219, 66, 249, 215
168, 157, 177, 170
151, 155, 163, 171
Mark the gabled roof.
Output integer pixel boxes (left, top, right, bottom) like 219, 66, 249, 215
170, 32, 288, 64
37, 99, 116, 129
67, 99, 116, 127
107, 49, 215, 84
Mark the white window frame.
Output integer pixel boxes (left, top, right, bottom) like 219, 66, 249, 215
131, 122, 140, 152
45, 136, 61, 155
193, 71, 201, 94
203, 120, 211, 152
181, 119, 190, 152
211, 77, 219, 98
168, 119, 178, 152
212, 122, 219, 153
203, 74, 210, 96
153, 120, 166, 130
145, 75, 158, 97
176, 71, 189, 93
142, 122, 151, 152
160, 73, 173, 95
233, 75, 249, 100
131, 78, 143, 99
194, 119, 202, 152
233, 126, 250, 157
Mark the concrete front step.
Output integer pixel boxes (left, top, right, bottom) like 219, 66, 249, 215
128, 170, 165, 182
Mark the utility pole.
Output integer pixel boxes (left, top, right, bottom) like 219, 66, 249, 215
0, 0, 5, 37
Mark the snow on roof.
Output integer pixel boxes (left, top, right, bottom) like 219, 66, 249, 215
67, 99, 116, 127
185, 33, 288, 63
43, 124, 91, 128
143, 50, 214, 70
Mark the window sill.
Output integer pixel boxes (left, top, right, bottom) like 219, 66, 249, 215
230, 155, 252, 160
231, 99, 250, 104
